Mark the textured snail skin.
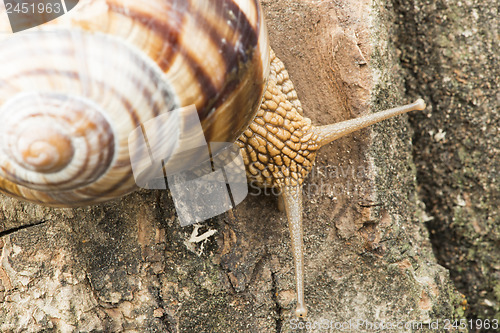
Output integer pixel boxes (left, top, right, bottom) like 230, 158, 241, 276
238, 50, 320, 190
0, 0, 427, 319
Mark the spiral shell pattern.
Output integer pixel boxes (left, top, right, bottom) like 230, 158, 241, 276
0, 92, 115, 189
0, 0, 269, 206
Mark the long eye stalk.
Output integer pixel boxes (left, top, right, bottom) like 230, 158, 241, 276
314, 99, 426, 147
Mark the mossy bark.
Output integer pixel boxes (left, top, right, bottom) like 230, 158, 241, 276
0, 0, 481, 332
394, 0, 499, 325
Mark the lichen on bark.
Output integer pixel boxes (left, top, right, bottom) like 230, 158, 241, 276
394, 0, 499, 323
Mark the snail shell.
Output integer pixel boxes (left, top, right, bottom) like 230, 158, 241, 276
0, 0, 269, 206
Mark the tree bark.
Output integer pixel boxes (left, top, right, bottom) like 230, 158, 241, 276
394, 0, 499, 325
0, 0, 482, 332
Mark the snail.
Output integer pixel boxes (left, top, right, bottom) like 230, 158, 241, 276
0, 0, 425, 318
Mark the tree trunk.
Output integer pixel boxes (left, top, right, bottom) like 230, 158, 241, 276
394, 0, 500, 326
2, 0, 489, 331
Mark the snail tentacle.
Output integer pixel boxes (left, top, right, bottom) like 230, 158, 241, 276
281, 184, 307, 318
312, 99, 426, 147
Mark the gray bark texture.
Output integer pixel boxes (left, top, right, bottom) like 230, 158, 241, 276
1, 0, 496, 332
394, 0, 499, 327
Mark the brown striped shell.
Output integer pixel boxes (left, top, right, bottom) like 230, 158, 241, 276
0, 0, 269, 206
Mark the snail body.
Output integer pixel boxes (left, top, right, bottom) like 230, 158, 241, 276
0, 0, 426, 318
237, 50, 425, 317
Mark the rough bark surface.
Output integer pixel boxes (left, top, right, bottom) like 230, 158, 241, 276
0, 0, 477, 332
394, 0, 499, 326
